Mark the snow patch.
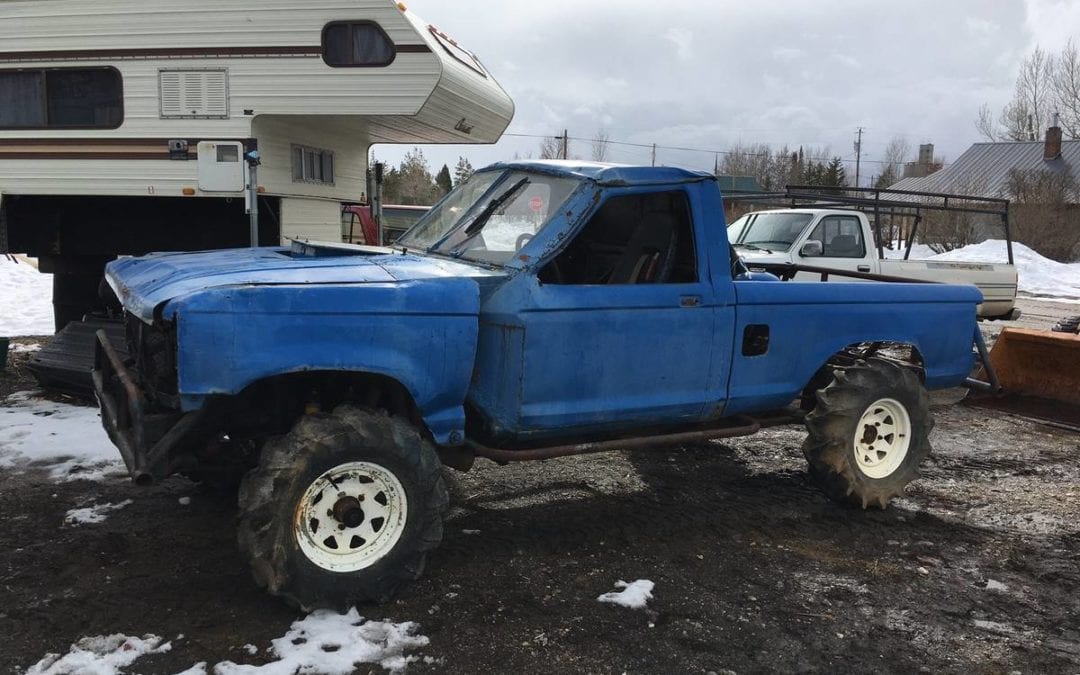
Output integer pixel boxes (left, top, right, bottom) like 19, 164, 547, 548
880, 239, 1080, 301
9, 342, 42, 353
597, 579, 654, 609
0, 257, 54, 337
65, 500, 133, 525
973, 619, 1015, 635
26, 634, 171, 675
0, 391, 122, 481
931, 239, 1080, 300
213, 608, 429, 674
242, 644, 258, 655
985, 579, 1008, 592
175, 664, 209, 675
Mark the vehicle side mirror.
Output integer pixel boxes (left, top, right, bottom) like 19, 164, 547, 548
799, 240, 823, 257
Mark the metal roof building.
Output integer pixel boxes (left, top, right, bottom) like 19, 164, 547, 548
890, 134, 1079, 201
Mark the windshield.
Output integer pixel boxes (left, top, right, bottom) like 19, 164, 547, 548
397, 170, 580, 265
728, 212, 814, 251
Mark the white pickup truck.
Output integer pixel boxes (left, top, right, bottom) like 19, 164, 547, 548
728, 208, 1019, 319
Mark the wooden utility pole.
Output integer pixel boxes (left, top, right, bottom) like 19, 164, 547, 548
853, 127, 863, 187
561, 129, 569, 160
651, 143, 657, 166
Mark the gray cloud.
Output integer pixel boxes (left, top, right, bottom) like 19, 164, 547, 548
375, 0, 1060, 184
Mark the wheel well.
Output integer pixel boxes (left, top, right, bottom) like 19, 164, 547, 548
800, 341, 926, 410
225, 370, 428, 442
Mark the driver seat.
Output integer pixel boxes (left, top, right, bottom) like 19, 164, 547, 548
608, 213, 678, 284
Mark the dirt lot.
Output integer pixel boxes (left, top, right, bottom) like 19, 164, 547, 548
2, 299, 1079, 674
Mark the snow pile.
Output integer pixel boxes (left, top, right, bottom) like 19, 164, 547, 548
0, 257, 53, 337
10, 342, 42, 353
885, 239, 1080, 300
65, 499, 133, 525
0, 392, 122, 481
26, 633, 171, 675
930, 239, 1080, 300
597, 579, 655, 609
214, 608, 429, 674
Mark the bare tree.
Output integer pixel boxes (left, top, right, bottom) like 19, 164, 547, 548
975, 103, 999, 141
918, 175, 990, 253
1054, 39, 1080, 138
881, 136, 911, 184
538, 136, 562, 160
590, 129, 610, 162
1008, 167, 1080, 261
977, 45, 1061, 141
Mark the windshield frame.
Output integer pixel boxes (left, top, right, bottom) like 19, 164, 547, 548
396, 168, 583, 267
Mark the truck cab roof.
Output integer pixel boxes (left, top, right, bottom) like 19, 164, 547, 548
480, 160, 715, 186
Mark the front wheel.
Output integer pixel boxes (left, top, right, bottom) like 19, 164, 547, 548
237, 406, 447, 610
802, 358, 932, 509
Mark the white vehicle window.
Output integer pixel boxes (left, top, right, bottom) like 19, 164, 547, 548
807, 216, 866, 258
730, 212, 813, 252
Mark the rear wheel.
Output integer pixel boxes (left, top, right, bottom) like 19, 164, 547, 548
237, 406, 447, 610
802, 358, 932, 509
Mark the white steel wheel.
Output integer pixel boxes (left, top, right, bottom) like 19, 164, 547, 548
294, 461, 408, 573
852, 398, 911, 480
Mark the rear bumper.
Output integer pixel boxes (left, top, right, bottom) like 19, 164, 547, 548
92, 329, 203, 484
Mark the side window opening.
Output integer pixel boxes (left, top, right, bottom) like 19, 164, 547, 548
322, 22, 396, 67
807, 215, 865, 258
539, 191, 697, 285
0, 67, 122, 129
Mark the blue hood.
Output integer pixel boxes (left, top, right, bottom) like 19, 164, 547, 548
107, 243, 503, 322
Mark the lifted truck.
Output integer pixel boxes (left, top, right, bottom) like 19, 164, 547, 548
93, 161, 987, 610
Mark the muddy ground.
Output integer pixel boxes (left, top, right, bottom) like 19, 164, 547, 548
2, 299, 1079, 674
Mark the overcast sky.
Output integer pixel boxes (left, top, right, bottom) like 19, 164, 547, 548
373, 0, 1080, 186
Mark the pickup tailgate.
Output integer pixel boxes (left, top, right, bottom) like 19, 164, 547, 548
878, 259, 1016, 318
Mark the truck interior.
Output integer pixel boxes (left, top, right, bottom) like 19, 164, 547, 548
539, 190, 697, 285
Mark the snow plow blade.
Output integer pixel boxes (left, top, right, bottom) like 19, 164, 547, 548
987, 328, 1080, 407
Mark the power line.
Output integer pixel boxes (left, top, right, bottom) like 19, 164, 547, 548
500, 132, 935, 167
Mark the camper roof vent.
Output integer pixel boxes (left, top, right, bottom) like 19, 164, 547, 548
159, 69, 228, 118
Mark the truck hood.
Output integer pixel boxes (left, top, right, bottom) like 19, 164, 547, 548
107, 242, 504, 323
734, 247, 796, 266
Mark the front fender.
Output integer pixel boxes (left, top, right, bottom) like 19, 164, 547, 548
163, 278, 480, 444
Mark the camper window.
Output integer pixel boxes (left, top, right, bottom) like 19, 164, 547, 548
322, 22, 395, 67
292, 145, 335, 185
0, 67, 121, 129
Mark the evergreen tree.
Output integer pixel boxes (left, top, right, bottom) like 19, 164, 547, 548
435, 164, 453, 195
823, 157, 847, 191
385, 148, 440, 205
453, 156, 475, 185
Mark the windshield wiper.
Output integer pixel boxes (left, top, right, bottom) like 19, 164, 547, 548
462, 177, 530, 237
735, 242, 764, 251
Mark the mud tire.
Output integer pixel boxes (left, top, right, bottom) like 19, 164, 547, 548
237, 406, 447, 610
802, 358, 932, 509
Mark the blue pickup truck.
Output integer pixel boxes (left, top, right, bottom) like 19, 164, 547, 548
93, 160, 983, 610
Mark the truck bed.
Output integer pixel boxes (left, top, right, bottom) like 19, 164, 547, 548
878, 258, 1017, 318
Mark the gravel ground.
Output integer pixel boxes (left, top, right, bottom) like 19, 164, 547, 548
1, 298, 1078, 673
